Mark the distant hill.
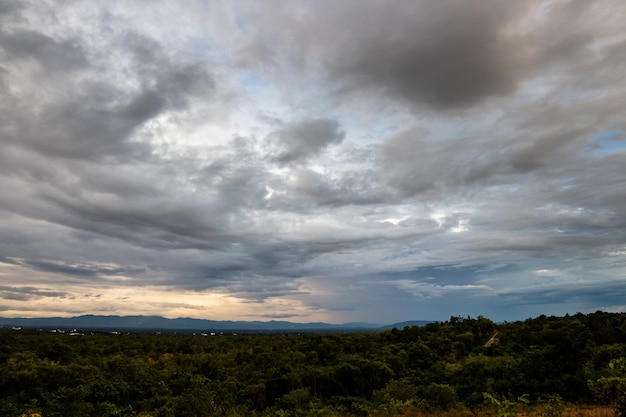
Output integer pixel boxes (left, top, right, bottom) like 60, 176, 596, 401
0, 314, 405, 332
384, 320, 436, 329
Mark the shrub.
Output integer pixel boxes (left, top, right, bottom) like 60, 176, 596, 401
423, 383, 458, 411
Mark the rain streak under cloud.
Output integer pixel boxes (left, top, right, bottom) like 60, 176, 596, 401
0, 0, 625, 324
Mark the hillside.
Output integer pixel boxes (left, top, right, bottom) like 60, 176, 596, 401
1, 311, 625, 416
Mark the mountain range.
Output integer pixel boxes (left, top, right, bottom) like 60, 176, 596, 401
0, 315, 434, 332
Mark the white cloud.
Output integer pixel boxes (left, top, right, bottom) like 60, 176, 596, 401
535, 269, 563, 278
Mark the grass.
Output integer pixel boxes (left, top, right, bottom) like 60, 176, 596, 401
367, 405, 616, 417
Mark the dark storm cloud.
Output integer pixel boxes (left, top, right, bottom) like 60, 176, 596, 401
240, 0, 618, 112
326, 0, 533, 109
268, 118, 345, 164
239, 0, 529, 109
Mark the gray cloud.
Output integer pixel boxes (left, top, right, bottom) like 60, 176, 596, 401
268, 118, 345, 164
0, 1, 625, 323
0, 1, 21, 16
0, 29, 87, 71
496, 279, 626, 308
0, 8, 213, 163
0, 286, 68, 301
289, 167, 385, 207
238, 0, 625, 113
325, 0, 534, 109
20, 259, 145, 278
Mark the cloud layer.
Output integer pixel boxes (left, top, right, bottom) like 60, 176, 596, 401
1, 0, 625, 323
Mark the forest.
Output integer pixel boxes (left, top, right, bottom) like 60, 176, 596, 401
1, 311, 625, 417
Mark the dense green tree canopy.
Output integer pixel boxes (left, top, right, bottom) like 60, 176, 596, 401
1, 311, 625, 416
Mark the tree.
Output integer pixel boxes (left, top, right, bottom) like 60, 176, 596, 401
589, 358, 626, 417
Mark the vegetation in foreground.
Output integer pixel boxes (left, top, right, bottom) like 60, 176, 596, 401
1, 311, 625, 417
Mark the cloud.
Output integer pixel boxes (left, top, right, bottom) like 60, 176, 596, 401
391, 280, 491, 300
0, 286, 68, 302
0, 29, 87, 72
18, 259, 145, 278
496, 279, 626, 307
0, 6, 213, 163
0, 1, 625, 323
325, 0, 534, 109
268, 118, 345, 164
237, 0, 619, 112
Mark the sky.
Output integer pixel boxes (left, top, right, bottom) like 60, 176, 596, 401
1, 0, 625, 324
